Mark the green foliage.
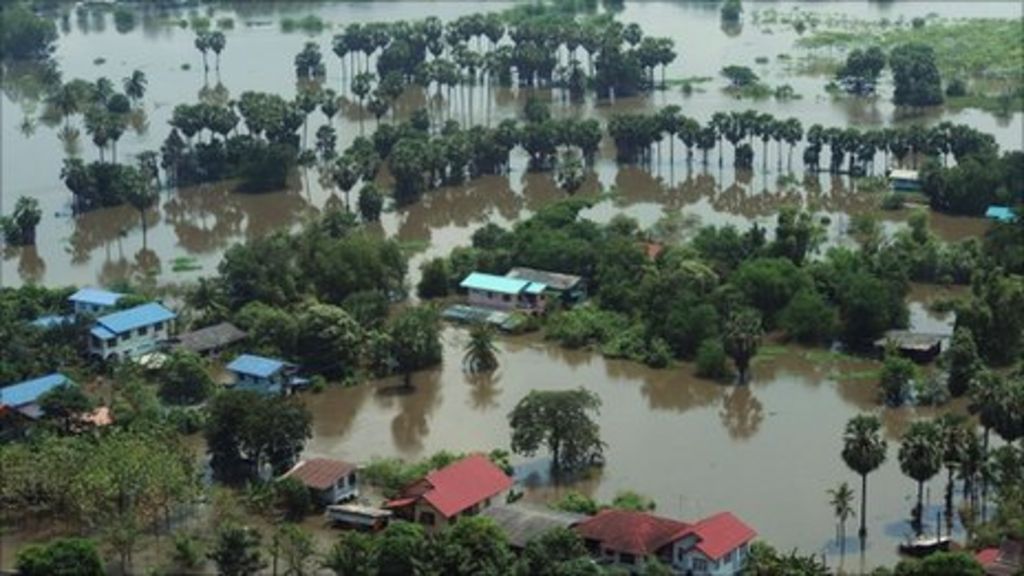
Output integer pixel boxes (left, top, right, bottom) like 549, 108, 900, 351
518, 526, 591, 576
695, 338, 730, 380
921, 151, 1021, 216
16, 537, 104, 576
429, 516, 515, 575
0, 3, 57, 60
418, 258, 451, 299
551, 491, 600, 515
546, 307, 630, 349
358, 183, 384, 222
323, 531, 378, 576
275, 476, 312, 521
204, 390, 312, 482
296, 303, 363, 379
957, 270, 1024, 365
0, 196, 42, 246
611, 490, 656, 511
172, 532, 205, 571
779, 289, 837, 344
721, 65, 759, 88
508, 388, 604, 472
890, 43, 944, 107
720, 0, 742, 23
360, 451, 464, 498
723, 307, 763, 383
38, 383, 93, 432
742, 541, 829, 575
158, 350, 214, 405
732, 257, 808, 327
464, 323, 500, 373
208, 524, 266, 576
893, 552, 984, 576
945, 328, 982, 397
880, 351, 917, 406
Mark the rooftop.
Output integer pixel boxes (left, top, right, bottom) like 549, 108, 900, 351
986, 205, 1017, 223
69, 287, 125, 307
460, 272, 546, 296
505, 267, 582, 291
692, 512, 758, 561
227, 354, 289, 378
283, 458, 357, 491
96, 302, 176, 335
481, 504, 587, 549
405, 454, 514, 518
30, 314, 73, 329
574, 509, 692, 556
874, 330, 949, 351
0, 373, 71, 408
172, 322, 247, 354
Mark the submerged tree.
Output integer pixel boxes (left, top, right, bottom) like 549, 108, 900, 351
723, 307, 762, 384
508, 388, 604, 472
827, 482, 856, 554
898, 420, 943, 536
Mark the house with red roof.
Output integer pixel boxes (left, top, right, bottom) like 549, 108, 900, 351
384, 454, 513, 532
976, 539, 1023, 576
573, 509, 757, 575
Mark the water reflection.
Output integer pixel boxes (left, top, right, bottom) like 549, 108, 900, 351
719, 385, 765, 441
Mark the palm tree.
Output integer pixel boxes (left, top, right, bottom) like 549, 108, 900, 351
555, 150, 585, 196
841, 414, 887, 543
48, 83, 80, 129
463, 323, 499, 373
827, 482, 856, 554
938, 413, 968, 533
723, 308, 762, 384
194, 32, 211, 73
898, 420, 943, 536
123, 169, 157, 247
122, 70, 147, 104
208, 31, 226, 71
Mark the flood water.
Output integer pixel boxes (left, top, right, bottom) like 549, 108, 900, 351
1, 0, 1020, 570
2, 1, 1021, 288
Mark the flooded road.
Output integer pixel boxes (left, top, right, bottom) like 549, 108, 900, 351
299, 325, 964, 570
2, 1, 1021, 287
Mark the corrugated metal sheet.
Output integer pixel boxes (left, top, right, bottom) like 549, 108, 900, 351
460, 272, 546, 295
0, 373, 71, 407
69, 287, 124, 306
227, 354, 286, 378
96, 303, 176, 334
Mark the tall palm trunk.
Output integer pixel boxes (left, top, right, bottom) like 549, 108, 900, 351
859, 473, 868, 540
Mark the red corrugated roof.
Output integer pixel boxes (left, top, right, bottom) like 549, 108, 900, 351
417, 454, 513, 518
692, 512, 758, 560
976, 548, 1000, 567
574, 509, 692, 556
282, 458, 356, 491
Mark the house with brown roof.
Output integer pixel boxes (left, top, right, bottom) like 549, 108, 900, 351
573, 509, 757, 575
976, 539, 1023, 576
384, 454, 514, 533
281, 458, 359, 505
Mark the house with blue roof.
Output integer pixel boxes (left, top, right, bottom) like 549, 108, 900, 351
88, 302, 177, 361
0, 373, 73, 420
985, 205, 1017, 223
226, 354, 306, 395
460, 272, 549, 313
69, 287, 125, 316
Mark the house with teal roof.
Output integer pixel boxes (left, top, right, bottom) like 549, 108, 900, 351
460, 272, 549, 313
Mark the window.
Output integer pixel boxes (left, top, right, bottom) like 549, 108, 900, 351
692, 558, 707, 571
138, 326, 149, 336
348, 472, 357, 486
502, 294, 511, 302
120, 334, 130, 344
418, 511, 435, 526
619, 553, 636, 565
486, 292, 494, 299
154, 322, 163, 332
724, 550, 734, 564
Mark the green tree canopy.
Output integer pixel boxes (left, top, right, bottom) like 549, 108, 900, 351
508, 388, 604, 472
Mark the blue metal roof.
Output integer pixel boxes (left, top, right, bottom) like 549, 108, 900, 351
0, 373, 71, 407
227, 354, 287, 378
69, 287, 124, 307
91, 326, 116, 340
460, 273, 546, 295
96, 303, 176, 335
524, 282, 547, 295
985, 205, 1016, 223
31, 314, 73, 329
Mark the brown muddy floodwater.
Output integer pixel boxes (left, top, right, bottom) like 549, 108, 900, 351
2, 1, 1022, 288
0, 0, 1019, 570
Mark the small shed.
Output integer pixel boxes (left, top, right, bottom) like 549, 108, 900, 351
460, 273, 548, 313
505, 267, 587, 304
985, 205, 1017, 223
874, 330, 947, 363
226, 354, 304, 395
327, 504, 392, 531
171, 322, 247, 355
69, 287, 124, 316
481, 504, 587, 551
282, 457, 359, 504
888, 169, 921, 192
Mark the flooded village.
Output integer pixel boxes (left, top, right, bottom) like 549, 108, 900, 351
1, 1, 1023, 575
